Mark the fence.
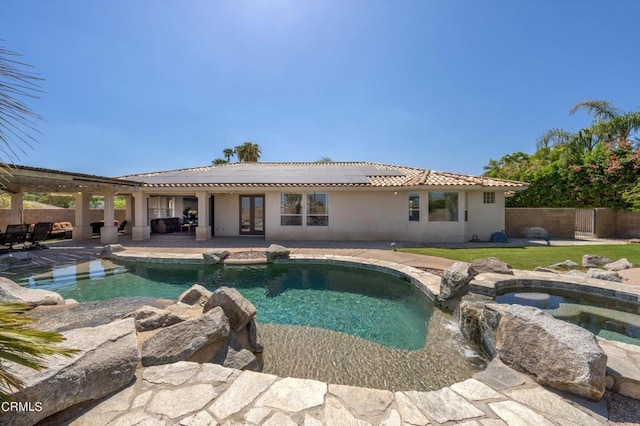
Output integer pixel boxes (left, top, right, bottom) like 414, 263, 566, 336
505, 207, 640, 239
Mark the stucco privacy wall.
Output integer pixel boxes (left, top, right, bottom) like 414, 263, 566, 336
505, 208, 575, 239
505, 207, 640, 239
0, 209, 127, 231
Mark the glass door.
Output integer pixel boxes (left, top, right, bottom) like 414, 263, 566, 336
239, 195, 265, 235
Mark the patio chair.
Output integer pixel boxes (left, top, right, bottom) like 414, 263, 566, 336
1, 224, 31, 251
24, 222, 53, 250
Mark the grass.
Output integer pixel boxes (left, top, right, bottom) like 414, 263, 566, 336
401, 244, 640, 270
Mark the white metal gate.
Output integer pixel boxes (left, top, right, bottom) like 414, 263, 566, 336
575, 209, 595, 239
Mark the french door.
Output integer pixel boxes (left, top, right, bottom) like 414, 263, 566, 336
239, 195, 265, 235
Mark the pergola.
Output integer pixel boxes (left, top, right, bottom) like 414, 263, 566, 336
1, 165, 139, 243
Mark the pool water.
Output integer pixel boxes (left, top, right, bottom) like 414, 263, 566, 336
16, 260, 435, 350
496, 290, 640, 347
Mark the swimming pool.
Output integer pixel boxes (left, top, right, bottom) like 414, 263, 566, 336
17, 260, 435, 350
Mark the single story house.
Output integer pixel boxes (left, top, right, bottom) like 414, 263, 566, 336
120, 162, 527, 243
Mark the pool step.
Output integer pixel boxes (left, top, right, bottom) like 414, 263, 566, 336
598, 337, 640, 400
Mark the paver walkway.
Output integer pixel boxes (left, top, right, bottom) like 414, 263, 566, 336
59, 358, 614, 425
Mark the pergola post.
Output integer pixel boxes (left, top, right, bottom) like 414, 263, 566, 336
132, 191, 150, 240
101, 190, 118, 244
10, 193, 24, 224
123, 194, 133, 234
73, 193, 92, 240
195, 191, 211, 241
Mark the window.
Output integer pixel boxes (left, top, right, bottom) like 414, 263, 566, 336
307, 193, 328, 226
408, 193, 420, 221
428, 192, 459, 221
483, 192, 495, 204
280, 193, 302, 226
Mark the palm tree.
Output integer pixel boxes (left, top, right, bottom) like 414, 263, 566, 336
0, 304, 78, 401
222, 148, 235, 163
234, 141, 261, 162
0, 45, 44, 172
0, 45, 77, 402
536, 100, 640, 165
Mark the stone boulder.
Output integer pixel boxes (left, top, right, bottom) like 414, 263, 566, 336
585, 268, 623, 283
533, 267, 558, 274
203, 250, 230, 264
265, 244, 290, 263
549, 260, 579, 270
203, 286, 257, 331
470, 257, 513, 275
582, 255, 611, 268
524, 227, 549, 240
495, 305, 607, 400
0, 276, 65, 307
177, 284, 213, 307
249, 317, 264, 353
141, 306, 230, 366
123, 305, 187, 332
215, 335, 259, 371
100, 243, 125, 258
439, 262, 475, 301
457, 295, 504, 358
605, 258, 633, 271
4, 318, 140, 425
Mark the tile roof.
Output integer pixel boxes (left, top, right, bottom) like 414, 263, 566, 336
119, 162, 528, 190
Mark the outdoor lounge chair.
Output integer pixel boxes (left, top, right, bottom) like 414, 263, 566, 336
24, 222, 53, 250
0, 224, 31, 251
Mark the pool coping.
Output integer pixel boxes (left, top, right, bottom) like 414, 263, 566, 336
110, 250, 442, 302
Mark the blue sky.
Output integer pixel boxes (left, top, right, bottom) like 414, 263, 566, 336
1, 0, 638, 177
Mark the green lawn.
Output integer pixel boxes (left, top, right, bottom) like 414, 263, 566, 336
401, 245, 640, 270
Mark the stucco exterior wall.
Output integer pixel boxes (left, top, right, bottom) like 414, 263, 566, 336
464, 191, 506, 242
212, 193, 239, 236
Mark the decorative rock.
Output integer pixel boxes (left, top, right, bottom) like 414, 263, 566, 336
222, 346, 258, 371
525, 226, 550, 240
457, 295, 504, 358
582, 255, 611, 268
439, 262, 475, 301
141, 306, 230, 366
177, 284, 213, 307
470, 257, 513, 275
265, 244, 290, 263
4, 318, 140, 426
123, 305, 187, 331
533, 267, 558, 274
605, 258, 633, 271
203, 286, 257, 331
495, 305, 607, 400
0, 276, 65, 307
249, 317, 264, 353
203, 250, 230, 264
549, 260, 579, 269
100, 243, 125, 258
585, 268, 623, 283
